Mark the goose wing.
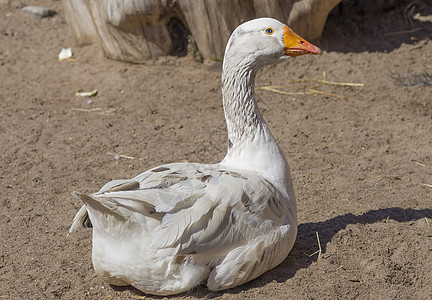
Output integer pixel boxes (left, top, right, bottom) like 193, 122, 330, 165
72, 162, 292, 258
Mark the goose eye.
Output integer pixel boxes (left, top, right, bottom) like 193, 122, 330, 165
265, 27, 274, 35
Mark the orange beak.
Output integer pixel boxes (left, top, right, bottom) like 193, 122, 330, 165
283, 26, 321, 57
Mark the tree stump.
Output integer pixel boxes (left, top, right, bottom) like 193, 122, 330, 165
62, 0, 341, 63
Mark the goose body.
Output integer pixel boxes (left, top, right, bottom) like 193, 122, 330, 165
70, 18, 320, 295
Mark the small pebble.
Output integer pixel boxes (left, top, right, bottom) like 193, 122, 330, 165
22, 6, 57, 18
114, 154, 120, 160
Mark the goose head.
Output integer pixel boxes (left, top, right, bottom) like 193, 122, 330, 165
224, 18, 321, 68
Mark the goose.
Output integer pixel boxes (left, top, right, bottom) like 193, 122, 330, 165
69, 17, 321, 295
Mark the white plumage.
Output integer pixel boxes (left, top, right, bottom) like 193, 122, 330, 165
70, 18, 321, 295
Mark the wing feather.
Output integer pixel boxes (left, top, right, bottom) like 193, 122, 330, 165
72, 162, 291, 260
152, 194, 213, 249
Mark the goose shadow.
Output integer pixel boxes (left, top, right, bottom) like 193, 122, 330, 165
115, 207, 431, 298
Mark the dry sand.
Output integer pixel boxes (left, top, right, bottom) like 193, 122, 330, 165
1, 1, 431, 299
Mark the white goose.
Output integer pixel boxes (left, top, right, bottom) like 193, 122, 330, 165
70, 18, 321, 295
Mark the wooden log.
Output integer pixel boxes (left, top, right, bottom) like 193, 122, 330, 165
62, 0, 341, 63
62, 0, 98, 45
288, 0, 342, 41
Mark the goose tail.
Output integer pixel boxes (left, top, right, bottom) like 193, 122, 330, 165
68, 192, 94, 233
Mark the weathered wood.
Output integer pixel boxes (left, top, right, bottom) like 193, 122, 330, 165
288, 0, 342, 41
62, 0, 98, 45
62, 0, 341, 63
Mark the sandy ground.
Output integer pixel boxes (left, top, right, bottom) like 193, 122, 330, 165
1, 0, 431, 299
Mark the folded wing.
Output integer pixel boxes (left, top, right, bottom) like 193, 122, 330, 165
71, 162, 291, 261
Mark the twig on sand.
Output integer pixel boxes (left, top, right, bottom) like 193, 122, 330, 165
425, 217, 431, 232
308, 231, 322, 260
307, 79, 364, 87
258, 86, 345, 99
108, 152, 142, 161
71, 107, 116, 116
258, 86, 310, 95
259, 79, 364, 89
363, 175, 432, 189
308, 89, 345, 99
266, 72, 364, 87
258, 74, 364, 99
413, 13, 432, 23
364, 175, 403, 182
131, 295, 147, 299
408, 144, 420, 155
414, 161, 429, 168
384, 27, 422, 36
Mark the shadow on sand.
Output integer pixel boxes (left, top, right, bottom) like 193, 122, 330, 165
204, 207, 432, 298
320, 1, 432, 53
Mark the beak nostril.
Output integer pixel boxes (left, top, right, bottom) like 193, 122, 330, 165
283, 26, 321, 56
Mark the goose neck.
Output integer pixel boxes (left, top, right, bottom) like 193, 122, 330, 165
220, 58, 290, 189
221, 60, 263, 145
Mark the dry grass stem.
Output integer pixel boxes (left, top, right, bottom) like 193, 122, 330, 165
308, 231, 322, 260
311, 79, 364, 87
425, 217, 431, 232
408, 145, 421, 155
308, 89, 345, 99
385, 28, 422, 36
107, 152, 142, 160
259, 86, 345, 99
413, 13, 432, 23
363, 175, 432, 189
264, 72, 364, 87
131, 295, 147, 299
414, 161, 429, 168
260, 78, 364, 88
258, 86, 311, 95
364, 175, 403, 181
258, 75, 364, 99
71, 107, 116, 116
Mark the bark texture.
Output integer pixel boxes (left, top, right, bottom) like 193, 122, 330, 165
62, 0, 341, 62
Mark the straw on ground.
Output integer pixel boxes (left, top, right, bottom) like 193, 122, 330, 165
258, 73, 364, 99
308, 231, 322, 260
